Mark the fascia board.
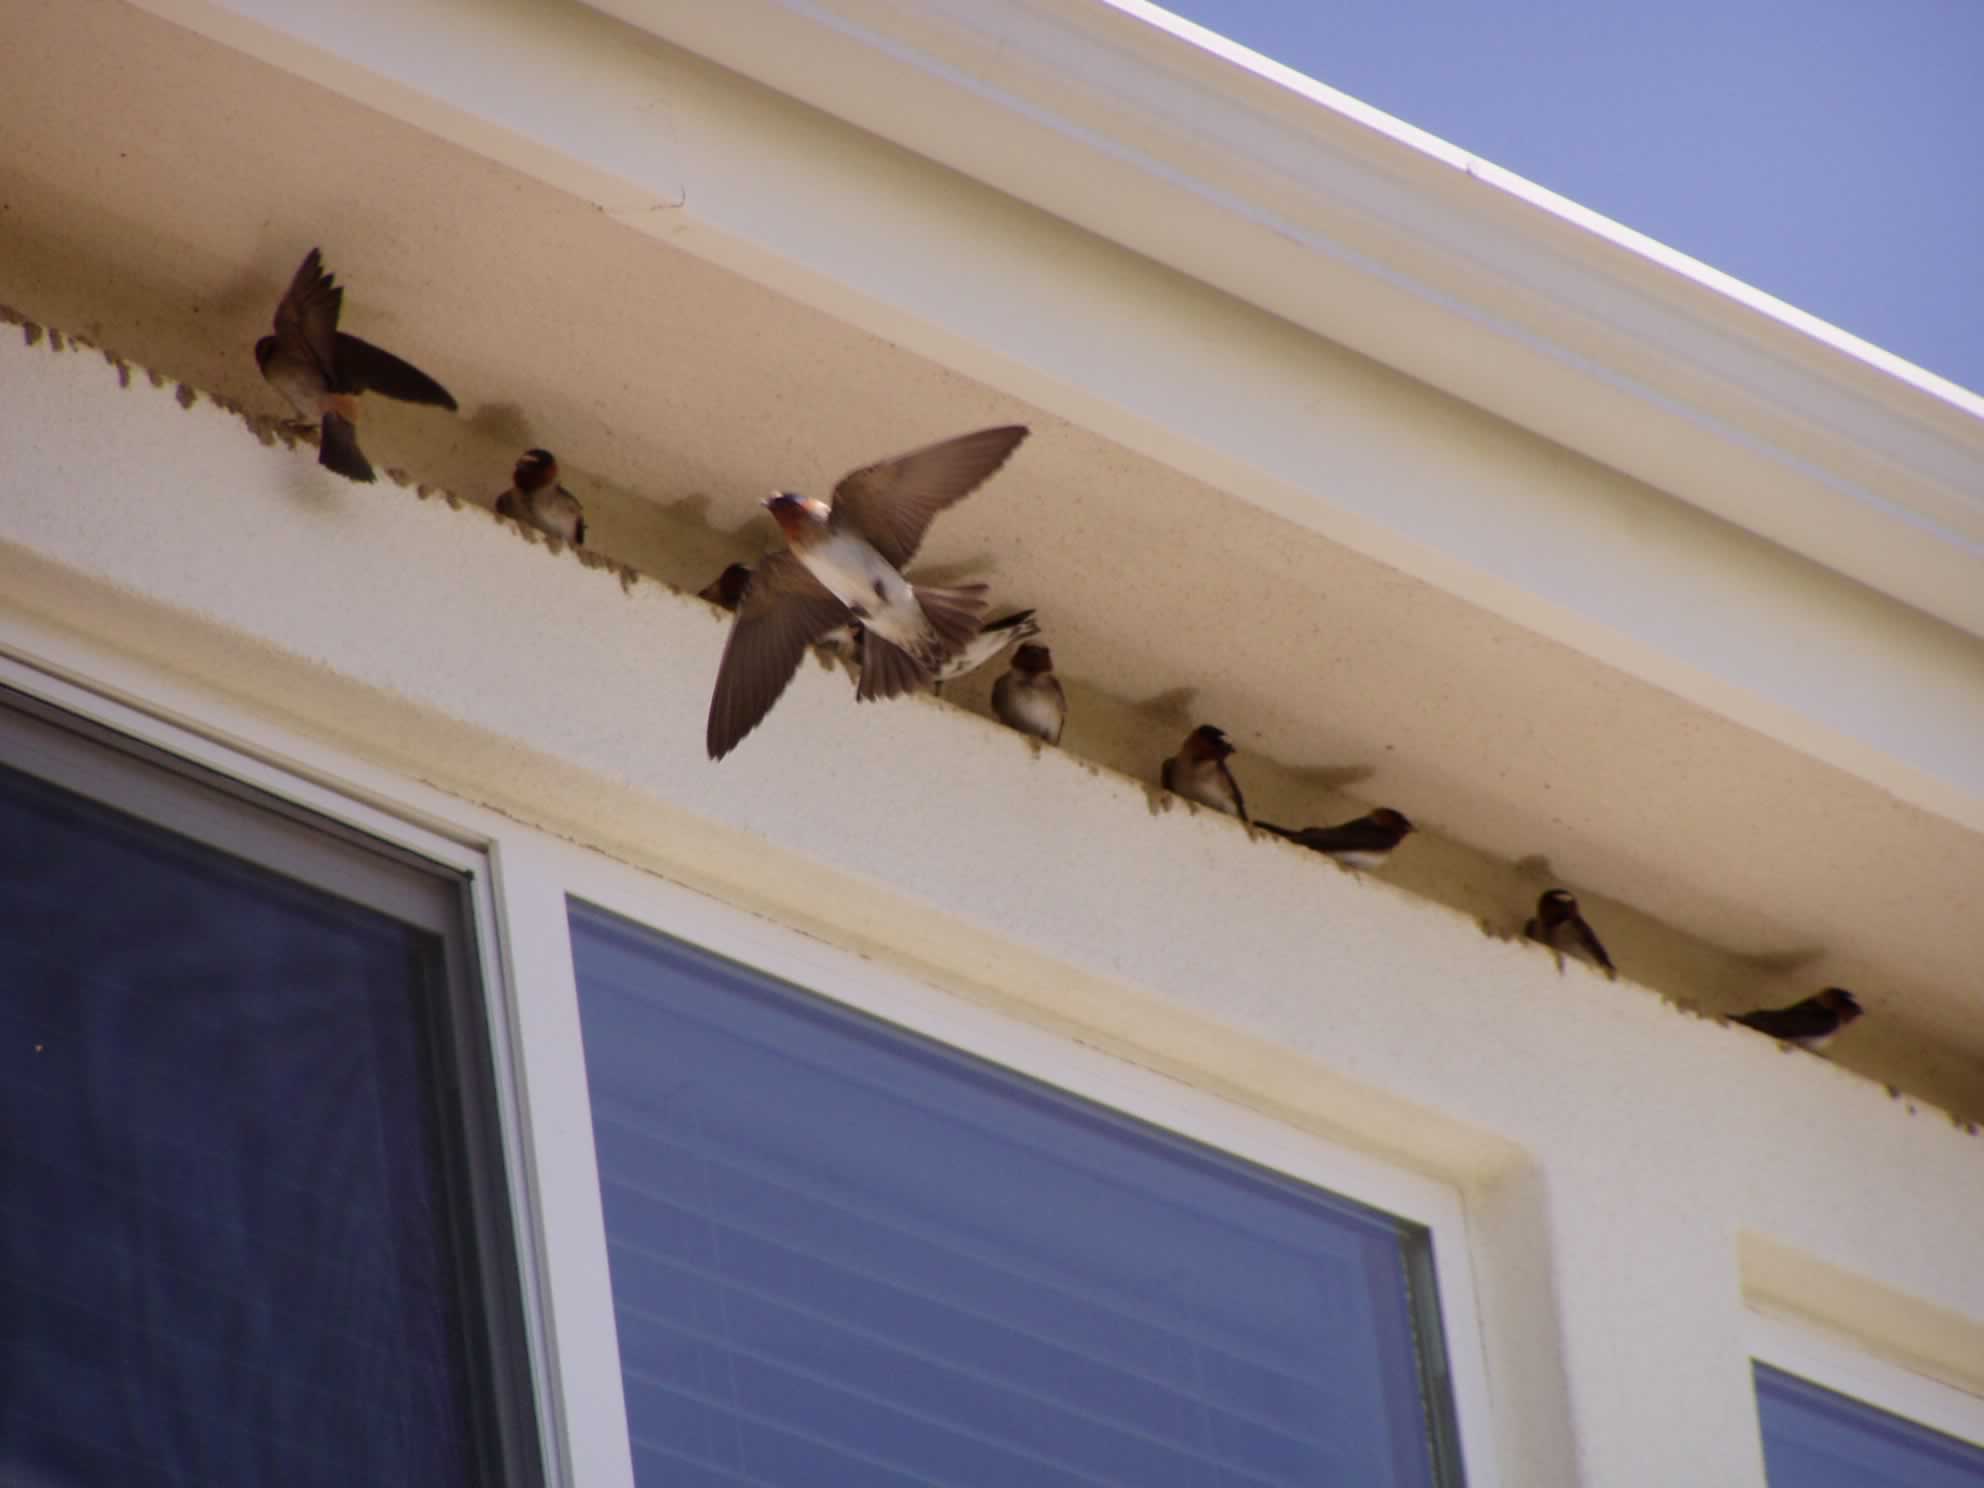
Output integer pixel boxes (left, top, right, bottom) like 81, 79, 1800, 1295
585, 0, 1984, 644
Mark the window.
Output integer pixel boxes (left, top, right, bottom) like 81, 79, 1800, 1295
570, 900, 1467, 1487
0, 692, 541, 1488
1755, 1364, 1984, 1486
1750, 1310, 1984, 1487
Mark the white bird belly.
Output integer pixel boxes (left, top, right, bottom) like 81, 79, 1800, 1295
798, 534, 929, 650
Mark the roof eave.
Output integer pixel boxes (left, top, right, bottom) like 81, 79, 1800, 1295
588, 0, 1984, 641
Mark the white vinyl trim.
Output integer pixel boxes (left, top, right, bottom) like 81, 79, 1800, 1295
1748, 1307, 1984, 1454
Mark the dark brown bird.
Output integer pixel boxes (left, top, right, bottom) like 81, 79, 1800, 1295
1259, 808, 1414, 870
495, 449, 585, 544
991, 642, 1065, 744
1524, 888, 1615, 978
254, 248, 457, 483
705, 426, 1030, 759
1731, 988, 1863, 1050
699, 563, 754, 611
1161, 724, 1248, 822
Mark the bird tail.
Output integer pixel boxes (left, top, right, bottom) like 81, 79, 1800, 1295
857, 630, 930, 702
1255, 821, 1303, 842
913, 582, 988, 656
984, 608, 1039, 639
318, 413, 376, 483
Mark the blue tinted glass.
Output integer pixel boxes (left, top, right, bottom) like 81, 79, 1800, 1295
570, 901, 1456, 1487
1756, 1362, 1984, 1486
0, 762, 478, 1487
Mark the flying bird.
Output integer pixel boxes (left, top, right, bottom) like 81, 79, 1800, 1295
1259, 808, 1414, 870
1161, 724, 1248, 822
991, 642, 1065, 744
254, 247, 457, 483
495, 448, 586, 544
705, 425, 1030, 759
1731, 988, 1863, 1050
1524, 888, 1615, 978
699, 563, 754, 611
933, 609, 1039, 691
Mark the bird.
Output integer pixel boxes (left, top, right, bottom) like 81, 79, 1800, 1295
703, 564, 1030, 691
1731, 988, 1863, 1050
705, 425, 1030, 759
933, 609, 1039, 691
1258, 808, 1414, 870
1524, 888, 1615, 978
254, 248, 457, 483
495, 449, 586, 544
1161, 724, 1248, 821
699, 563, 754, 611
991, 642, 1065, 744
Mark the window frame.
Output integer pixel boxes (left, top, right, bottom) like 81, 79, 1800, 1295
0, 671, 554, 1488
0, 638, 1503, 1488
1748, 1307, 1984, 1464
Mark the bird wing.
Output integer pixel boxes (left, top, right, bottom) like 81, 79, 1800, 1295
706, 553, 850, 759
829, 425, 1029, 570
1732, 1001, 1823, 1040
334, 333, 459, 409
1297, 816, 1395, 855
1571, 917, 1615, 974
272, 247, 342, 384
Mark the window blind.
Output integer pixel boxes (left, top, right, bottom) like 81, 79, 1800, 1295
570, 901, 1461, 1487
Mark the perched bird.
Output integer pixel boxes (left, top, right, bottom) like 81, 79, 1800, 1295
991, 643, 1065, 744
1161, 724, 1248, 822
254, 247, 457, 483
933, 609, 1039, 691
495, 449, 586, 544
699, 563, 755, 611
706, 425, 1030, 759
1524, 888, 1616, 978
1731, 988, 1863, 1050
1258, 808, 1414, 870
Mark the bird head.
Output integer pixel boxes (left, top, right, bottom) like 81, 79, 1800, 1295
1369, 808, 1415, 835
1012, 643, 1054, 674
1538, 888, 1580, 923
700, 563, 754, 611
765, 491, 828, 542
515, 448, 559, 491
1186, 724, 1235, 762
1819, 987, 1863, 1021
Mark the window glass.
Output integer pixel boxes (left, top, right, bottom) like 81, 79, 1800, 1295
1756, 1362, 1984, 1486
0, 718, 531, 1488
571, 900, 1464, 1487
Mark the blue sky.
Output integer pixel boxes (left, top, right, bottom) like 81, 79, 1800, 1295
1162, 0, 1984, 396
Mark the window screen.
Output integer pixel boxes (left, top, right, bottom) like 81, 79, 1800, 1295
571, 900, 1466, 1487
0, 694, 539, 1488
1755, 1362, 1984, 1486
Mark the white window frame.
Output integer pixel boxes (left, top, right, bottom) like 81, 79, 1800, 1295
0, 629, 1502, 1488
1748, 1307, 1984, 1463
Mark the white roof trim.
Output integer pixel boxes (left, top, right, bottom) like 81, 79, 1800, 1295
585, 0, 1984, 640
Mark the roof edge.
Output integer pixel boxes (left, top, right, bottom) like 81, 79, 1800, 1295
587, 0, 1984, 638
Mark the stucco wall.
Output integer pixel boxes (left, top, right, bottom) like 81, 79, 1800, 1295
3, 323, 1980, 1487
